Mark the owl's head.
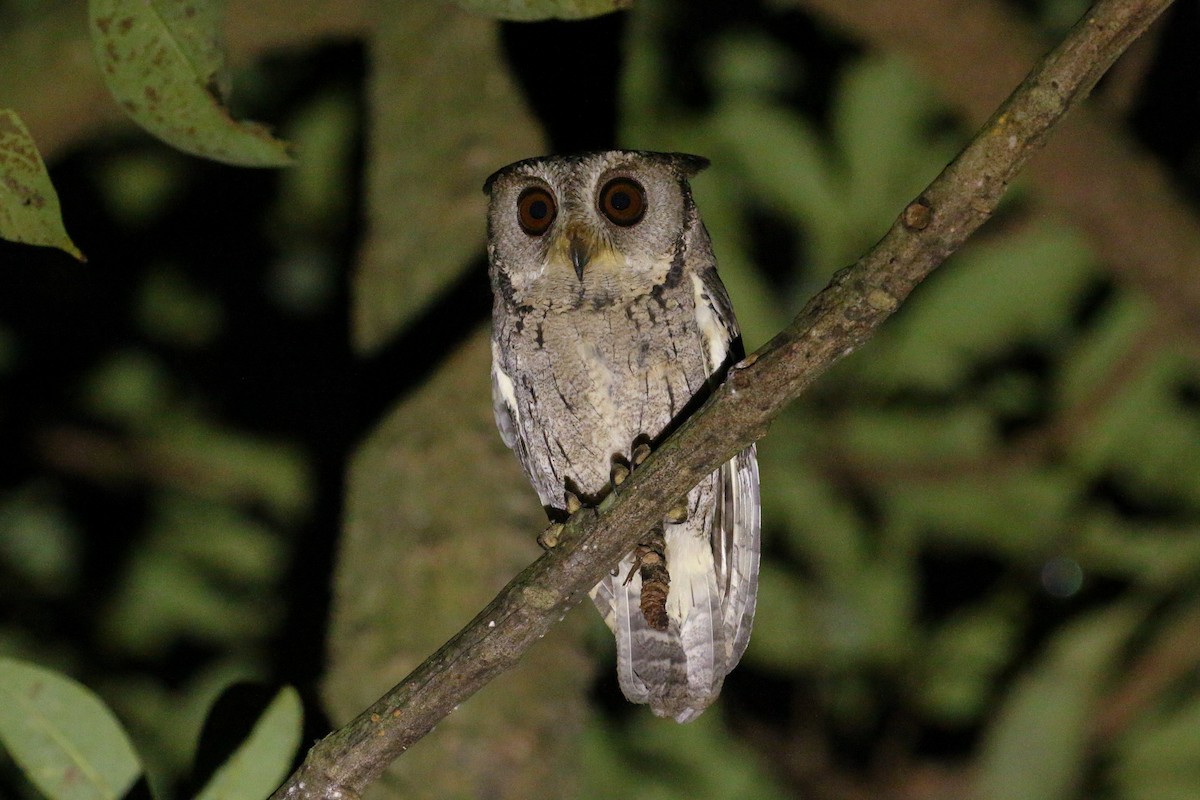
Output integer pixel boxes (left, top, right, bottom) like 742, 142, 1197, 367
484, 150, 710, 306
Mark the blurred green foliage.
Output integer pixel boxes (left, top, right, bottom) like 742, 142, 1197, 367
2, 0, 1200, 799
0, 662, 301, 800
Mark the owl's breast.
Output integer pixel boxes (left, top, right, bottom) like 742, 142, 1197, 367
502, 288, 710, 502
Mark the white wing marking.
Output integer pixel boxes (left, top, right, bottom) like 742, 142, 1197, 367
691, 273, 730, 373
490, 339, 521, 449
722, 446, 761, 664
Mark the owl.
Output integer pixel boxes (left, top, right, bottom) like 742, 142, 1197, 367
484, 150, 760, 722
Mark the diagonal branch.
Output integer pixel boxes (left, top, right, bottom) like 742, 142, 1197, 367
270, 1, 1173, 798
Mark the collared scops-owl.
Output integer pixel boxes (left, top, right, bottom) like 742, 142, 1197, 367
484, 150, 760, 722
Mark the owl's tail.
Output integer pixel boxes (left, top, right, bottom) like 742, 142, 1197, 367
589, 446, 760, 722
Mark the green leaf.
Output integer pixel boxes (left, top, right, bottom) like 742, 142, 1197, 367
453, 0, 628, 20
1079, 510, 1200, 587
0, 486, 81, 594
194, 687, 302, 800
145, 415, 312, 522
82, 349, 174, 429
710, 100, 842, 264
101, 494, 285, 657
840, 403, 996, 465
136, 266, 223, 347
99, 662, 270, 794
757, 411, 868, 576
975, 603, 1142, 800
0, 109, 84, 260
0, 658, 142, 800
88, 0, 292, 166
824, 558, 916, 666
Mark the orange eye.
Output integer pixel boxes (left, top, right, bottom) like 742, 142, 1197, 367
598, 178, 646, 226
517, 187, 556, 236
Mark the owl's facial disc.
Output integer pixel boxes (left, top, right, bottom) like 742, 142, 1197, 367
544, 177, 650, 283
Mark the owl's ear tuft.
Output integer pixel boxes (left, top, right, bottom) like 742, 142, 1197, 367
482, 170, 503, 195
673, 153, 711, 177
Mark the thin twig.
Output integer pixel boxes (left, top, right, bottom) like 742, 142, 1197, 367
270, 2, 1173, 798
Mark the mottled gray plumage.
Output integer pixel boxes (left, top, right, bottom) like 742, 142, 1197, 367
484, 150, 759, 721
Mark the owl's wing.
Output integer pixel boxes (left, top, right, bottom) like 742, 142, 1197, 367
692, 265, 761, 664
490, 339, 521, 451
715, 445, 761, 665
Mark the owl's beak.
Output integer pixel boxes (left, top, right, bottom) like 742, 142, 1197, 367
568, 234, 591, 282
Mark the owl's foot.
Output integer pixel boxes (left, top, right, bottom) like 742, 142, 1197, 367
537, 523, 564, 550
610, 435, 655, 489
612, 438, 690, 523
540, 488, 587, 550
622, 526, 670, 631
610, 458, 631, 487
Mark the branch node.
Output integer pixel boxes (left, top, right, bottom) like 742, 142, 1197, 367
902, 197, 933, 230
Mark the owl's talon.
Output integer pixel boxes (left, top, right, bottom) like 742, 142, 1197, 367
632, 442, 652, 466
538, 523, 564, 550
610, 461, 631, 487
565, 490, 583, 515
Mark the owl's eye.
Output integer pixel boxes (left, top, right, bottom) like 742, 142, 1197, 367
598, 178, 646, 227
517, 187, 556, 236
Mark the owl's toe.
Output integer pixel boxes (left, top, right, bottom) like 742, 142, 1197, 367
538, 522, 565, 550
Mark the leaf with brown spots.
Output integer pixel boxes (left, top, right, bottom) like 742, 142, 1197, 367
0, 108, 84, 261
0, 657, 142, 800
88, 0, 292, 167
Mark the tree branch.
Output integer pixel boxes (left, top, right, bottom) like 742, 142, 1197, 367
270, 1, 1173, 798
